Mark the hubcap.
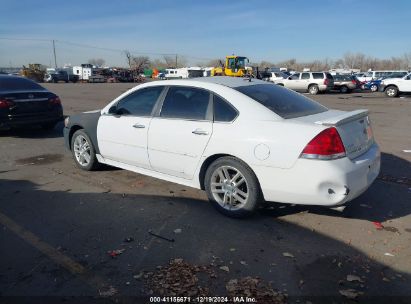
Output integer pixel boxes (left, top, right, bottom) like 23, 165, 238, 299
387, 88, 395, 96
210, 166, 249, 210
73, 135, 91, 166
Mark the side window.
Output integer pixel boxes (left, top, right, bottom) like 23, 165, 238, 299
160, 86, 210, 120
301, 73, 310, 79
116, 86, 164, 116
290, 73, 300, 80
213, 95, 237, 122
312, 73, 324, 79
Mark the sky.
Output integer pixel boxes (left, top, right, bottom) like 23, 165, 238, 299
1, 0, 410, 67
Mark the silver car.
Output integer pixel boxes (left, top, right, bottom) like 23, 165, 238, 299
274, 72, 334, 95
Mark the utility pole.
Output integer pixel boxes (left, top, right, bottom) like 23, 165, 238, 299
52, 39, 57, 68
175, 54, 178, 68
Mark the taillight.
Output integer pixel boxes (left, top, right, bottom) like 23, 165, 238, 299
0, 98, 14, 109
324, 78, 330, 85
300, 127, 346, 160
49, 96, 61, 105
351, 79, 356, 84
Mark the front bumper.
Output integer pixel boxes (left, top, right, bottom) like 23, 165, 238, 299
254, 143, 381, 206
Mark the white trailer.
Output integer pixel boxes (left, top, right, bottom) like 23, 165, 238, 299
72, 66, 93, 80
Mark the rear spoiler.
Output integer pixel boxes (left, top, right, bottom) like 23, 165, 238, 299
315, 109, 369, 126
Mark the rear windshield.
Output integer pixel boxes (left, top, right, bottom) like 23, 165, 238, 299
235, 84, 327, 119
0, 76, 45, 91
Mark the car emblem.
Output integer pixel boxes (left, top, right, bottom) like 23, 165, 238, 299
28, 94, 34, 99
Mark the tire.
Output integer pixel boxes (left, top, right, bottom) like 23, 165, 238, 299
340, 86, 349, 94
370, 84, 378, 92
385, 86, 398, 97
308, 84, 319, 95
277, 83, 284, 86
40, 122, 57, 130
71, 129, 100, 171
204, 156, 261, 218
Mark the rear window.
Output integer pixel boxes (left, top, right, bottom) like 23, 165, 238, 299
312, 73, 324, 79
326, 73, 333, 79
0, 76, 45, 91
235, 84, 327, 119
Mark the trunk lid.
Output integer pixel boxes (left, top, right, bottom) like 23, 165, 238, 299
1, 91, 54, 114
315, 109, 374, 159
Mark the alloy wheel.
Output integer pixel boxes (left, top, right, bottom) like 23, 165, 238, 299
210, 166, 249, 210
73, 135, 91, 166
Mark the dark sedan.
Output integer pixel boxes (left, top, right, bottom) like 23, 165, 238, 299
0, 75, 63, 130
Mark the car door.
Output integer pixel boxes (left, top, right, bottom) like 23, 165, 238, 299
285, 73, 300, 90
148, 86, 213, 179
299, 72, 311, 91
97, 86, 165, 169
399, 74, 411, 91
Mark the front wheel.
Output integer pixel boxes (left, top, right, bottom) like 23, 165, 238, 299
308, 84, 319, 95
385, 86, 398, 97
370, 84, 378, 92
204, 157, 261, 218
71, 129, 100, 171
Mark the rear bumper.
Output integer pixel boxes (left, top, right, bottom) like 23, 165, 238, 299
254, 143, 381, 206
0, 111, 63, 130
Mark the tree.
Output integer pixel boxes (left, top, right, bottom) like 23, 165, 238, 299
88, 58, 105, 67
124, 51, 151, 72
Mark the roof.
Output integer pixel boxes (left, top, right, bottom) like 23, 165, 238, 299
190, 76, 267, 88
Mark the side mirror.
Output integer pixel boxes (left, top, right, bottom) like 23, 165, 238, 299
108, 105, 118, 115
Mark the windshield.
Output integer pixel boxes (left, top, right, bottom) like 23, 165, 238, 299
235, 84, 328, 119
236, 57, 246, 68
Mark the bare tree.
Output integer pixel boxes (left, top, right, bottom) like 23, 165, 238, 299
131, 56, 151, 73
88, 58, 105, 67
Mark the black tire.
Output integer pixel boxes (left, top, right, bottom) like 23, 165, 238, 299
71, 129, 100, 171
385, 86, 399, 98
308, 84, 319, 95
40, 122, 57, 130
204, 156, 261, 218
340, 86, 349, 94
277, 83, 284, 86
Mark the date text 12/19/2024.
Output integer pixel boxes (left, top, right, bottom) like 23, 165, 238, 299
150, 296, 257, 303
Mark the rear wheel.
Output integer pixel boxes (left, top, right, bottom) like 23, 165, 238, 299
71, 129, 100, 171
340, 86, 349, 93
385, 86, 398, 97
204, 157, 261, 218
370, 84, 378, 92
308, 84, 319, 95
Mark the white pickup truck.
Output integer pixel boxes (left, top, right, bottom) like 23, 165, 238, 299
380, 73, 411, 97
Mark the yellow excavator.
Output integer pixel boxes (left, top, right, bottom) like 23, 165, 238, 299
211, 55, 251, 77
20, 64, 46, 82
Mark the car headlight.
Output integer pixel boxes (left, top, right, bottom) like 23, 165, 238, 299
64, 116, 70, 127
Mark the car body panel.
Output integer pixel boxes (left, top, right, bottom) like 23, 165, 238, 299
0, 76, 63, 130
64, 77, 380, 207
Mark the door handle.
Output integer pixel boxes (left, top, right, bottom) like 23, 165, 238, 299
192, 129, 208, 135
133, 123, 145, 129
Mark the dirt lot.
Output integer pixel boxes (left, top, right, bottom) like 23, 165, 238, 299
0, 83, 410, 303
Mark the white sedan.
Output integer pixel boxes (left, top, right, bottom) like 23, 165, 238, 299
63, 77, 380, 217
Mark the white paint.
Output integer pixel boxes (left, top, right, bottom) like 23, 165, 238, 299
92, 78, 380, 207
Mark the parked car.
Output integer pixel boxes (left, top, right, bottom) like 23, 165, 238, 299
274, 72, 334, 94
45, 70, 79, 83
266, 71, 288, 83
363, 73, 408, 92
64, 77, 380, 217
332, 74, 357, 93
0, 75, 63, 130
379, 73, 411, 97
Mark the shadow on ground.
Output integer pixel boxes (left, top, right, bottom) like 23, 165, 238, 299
0, 178, 410, 303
